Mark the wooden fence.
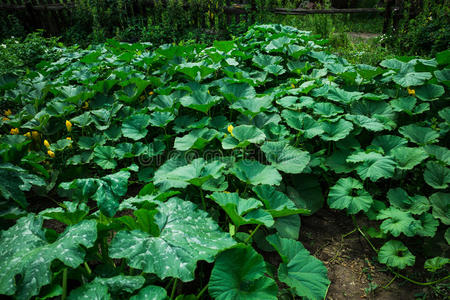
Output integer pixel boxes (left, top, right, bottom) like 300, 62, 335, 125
0, 0, 392, 36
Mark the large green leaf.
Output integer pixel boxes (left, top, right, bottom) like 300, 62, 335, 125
222, 125, 266, 149
391, 147, 428, 170
154, 157, 226, 191
430, 192, 449, 225
40, 201, 89, 225
252, 185, 310, 217
399, 124, 439, 145
376, 207, 420, 237
209, 192, 274, 228
230, 96, 273, 117
378, 240, 415, 269
347, 152, 396, 181
174, 128, 219, 151
392, 71, 432, 87
415, 84, 445, 101
109, 198, 235, 281
281, 110, 324, 139
68, 276, 145, 300
93, 146, 117, 170
0, 215, 97, 300
67, 282, 109, 300
324, 86, 363, 104
130, 285, 168, 300
231, 160, 282, 186
320, 119, 354, 141
424, 257, 450, 273
59, 171, 130, 217
345, 115, 386, 132
149, 111, 175, 127
261, 141, 310, 174
424, 145, 450, 165
0, 163, 46, 208
424, 161, 450, 189
387, 188, 430, 215
208, 245, 278, 300
220, 82, 256, 102
327, 177, 373, 214
266, 234, 330, 300
180, 91, 221, 113
122, 114, 151, 141
371, 135, 408, 155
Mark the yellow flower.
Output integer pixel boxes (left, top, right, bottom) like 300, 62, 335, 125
10, 128, 19, 135
4, 109, 12, 116
32, 131, 40, 140
82, 101, 89, 109
66, 137, 72, 141
407, 87, 415, 96
227, 124, 234, 136
2, 117, 9, 121
47, 150, 55, 158
66, 120, 72, 132
44, 140, 50, 149
291, 84, 295, 88
149, 91, 154, 96
24, 132, 31, 138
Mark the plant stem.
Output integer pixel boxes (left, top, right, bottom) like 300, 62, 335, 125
196, 284, 209, 299
383, 274, 398, 289
352, 215, 450, 286
200, 188, 206, 211
244, 224, 261, 244
170, 278, 178, 300
84, 262, 92, 275
62, 268, 68, 300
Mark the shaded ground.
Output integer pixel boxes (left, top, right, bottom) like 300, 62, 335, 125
300, 208, 423, 300
346, 32, 380, 40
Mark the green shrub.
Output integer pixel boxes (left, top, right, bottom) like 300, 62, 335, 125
0, 31, 62, 76
386, 0, 449, 56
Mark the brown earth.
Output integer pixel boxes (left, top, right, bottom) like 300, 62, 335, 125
300, 208, 431, 300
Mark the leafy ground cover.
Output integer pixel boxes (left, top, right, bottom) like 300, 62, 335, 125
0, 24, 449, 299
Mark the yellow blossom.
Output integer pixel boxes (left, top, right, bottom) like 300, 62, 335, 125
24, 132, 31, 138
82, 101, 89, 109
66, 137, 72, 141
10, 128, 19, 135
4, 109, 12, 116
407, 87, 415, 96
227, 124, 234, 136
149, 91, 154, 96
47, 150, 55, 158
291, 84, 295, 88
32, 131, 40, 140
66, 120, 72, 132
44, 140, 50, 148
2, 117, 9, 121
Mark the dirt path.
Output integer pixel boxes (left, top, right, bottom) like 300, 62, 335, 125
346, 32, 381, 40
300, 209, 424, 300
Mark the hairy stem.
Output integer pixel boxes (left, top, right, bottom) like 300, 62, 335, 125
244, 224, 261, 244
62, 268, 68, 300
196, 283, 209, 299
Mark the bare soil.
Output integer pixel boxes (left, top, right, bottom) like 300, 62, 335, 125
346, 32, 380, 40
300, 208, 425, 300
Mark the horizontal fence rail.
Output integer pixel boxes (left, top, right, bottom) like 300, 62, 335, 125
0, 0, 396, 36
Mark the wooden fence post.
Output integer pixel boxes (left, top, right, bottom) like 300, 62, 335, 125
383, 0, 393, 33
